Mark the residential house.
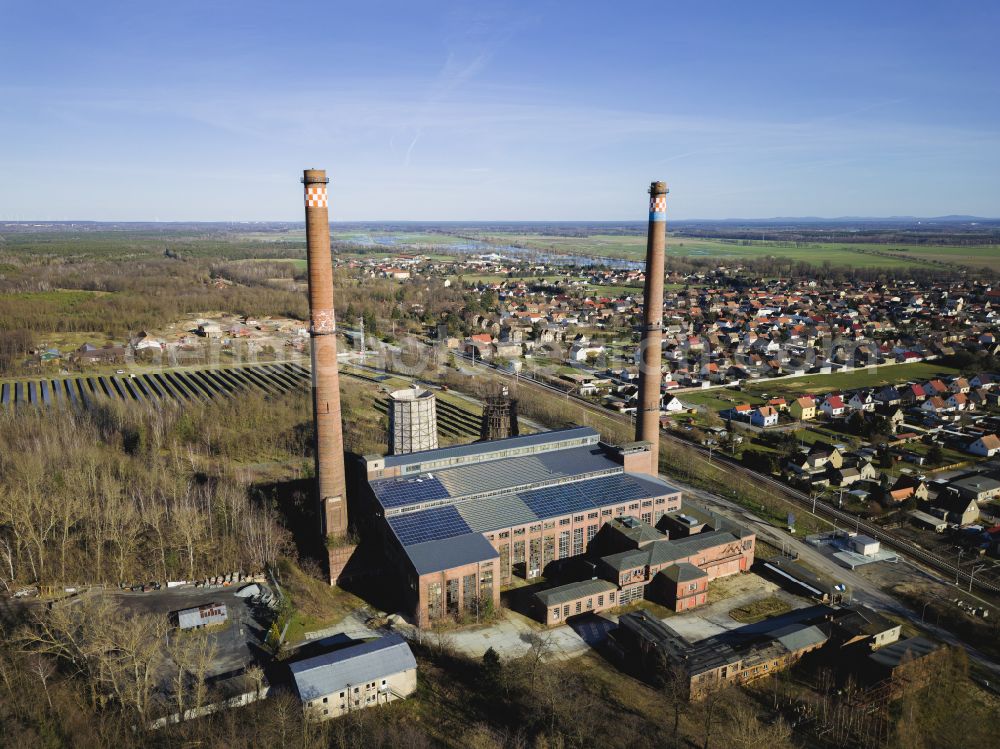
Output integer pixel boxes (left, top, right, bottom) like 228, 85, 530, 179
946, 392, 970, 411
932, 490, 979, 526
821, 395, 846, 418
847, 390, 876, 412
874, 386, 902, 407
921, 396, 951, 414
831, 465, 862, 486
790, 396, 817, 421
950, 474, 1000, 504
900, 384, 927, 405
751, 406, 779, 428
967, 434, 1000, 457
662, 393, 687, 413
875, 406, 906, 432
807, 443, 844, 470
887, 475, 929, 505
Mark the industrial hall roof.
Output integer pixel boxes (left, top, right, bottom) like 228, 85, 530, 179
600, 529, 746, 573
290, 634, 416, 702
370, 428, 681, 575
380, 425, 599, 470
535, 578, 617, 607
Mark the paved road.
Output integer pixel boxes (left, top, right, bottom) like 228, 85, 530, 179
454, 349, 1000, 595
671, 474, 1000, 678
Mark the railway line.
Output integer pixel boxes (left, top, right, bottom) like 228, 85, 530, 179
456, 351, 1000, 596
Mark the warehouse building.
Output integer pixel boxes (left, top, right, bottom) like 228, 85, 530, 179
358, 427, 682, 626
611, 603, 905, 700
612, 609, 828, 700
290, 634, 417, 720
535, 514, 755, 625
171, 602, 228, 631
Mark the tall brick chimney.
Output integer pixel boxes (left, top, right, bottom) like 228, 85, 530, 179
635, 181, 668, 473
302, 169, 349, 552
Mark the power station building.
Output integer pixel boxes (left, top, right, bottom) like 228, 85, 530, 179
358, 427, 684, 626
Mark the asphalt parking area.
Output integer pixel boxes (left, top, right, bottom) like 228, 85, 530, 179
567, 613, 615, 646
109, 584, 274, 678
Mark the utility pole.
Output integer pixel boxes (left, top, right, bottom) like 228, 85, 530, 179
956, 549, 965, 585
359, 316, 365, 365
969, 563, 987, 593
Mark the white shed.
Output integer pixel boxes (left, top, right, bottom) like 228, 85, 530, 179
850, 535, 880, 557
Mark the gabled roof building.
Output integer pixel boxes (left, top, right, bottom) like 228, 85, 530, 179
358, 427, 682, 626
290, 634, 417, 720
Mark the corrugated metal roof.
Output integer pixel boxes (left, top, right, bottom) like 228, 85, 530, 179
868, 636, 939, 668
372, 443, 625, 510
404, 533, 500, 575
456, 493, 537, 532
437, 454, 553, 496
382, 426, 599, 468
290, 634, 416, 702
535, 579, 617, 607
769, 623, 828, 653
601, 530, 741, 572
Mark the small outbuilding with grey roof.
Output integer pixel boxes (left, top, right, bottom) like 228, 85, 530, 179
290, 634, 417, 720
535, 578, 618, 626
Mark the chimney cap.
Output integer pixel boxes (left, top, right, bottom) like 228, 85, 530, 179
649, 181, 669, 195
302, 168, 330, 185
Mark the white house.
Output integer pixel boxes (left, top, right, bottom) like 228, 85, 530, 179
661, 393, 688, 413
821, 395, 846, 418
751, 406, 779, 427
847, 391, 876, 412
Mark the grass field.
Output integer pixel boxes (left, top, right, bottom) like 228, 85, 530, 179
586, 283, 643, 297
740, 361, 960, 397
729, 595, 792, 623
449, 273, 575, 285
682, 387, 764, 411
469, 232, 1000, 271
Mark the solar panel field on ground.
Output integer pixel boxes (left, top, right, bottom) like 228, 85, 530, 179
0, 363, 312, 408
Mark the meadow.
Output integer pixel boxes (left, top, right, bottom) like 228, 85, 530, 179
469, 232, 1000, 271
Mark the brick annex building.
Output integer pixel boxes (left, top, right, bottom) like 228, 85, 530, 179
354, 427, 755, 626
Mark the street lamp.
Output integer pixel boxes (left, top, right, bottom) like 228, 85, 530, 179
921, 601, 931, 623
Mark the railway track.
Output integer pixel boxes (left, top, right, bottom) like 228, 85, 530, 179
455, 351, 1000, 596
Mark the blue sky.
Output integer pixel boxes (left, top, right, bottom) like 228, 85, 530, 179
1, 1, 997, 220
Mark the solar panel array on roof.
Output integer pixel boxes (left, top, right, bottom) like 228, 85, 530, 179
370, 443, 626, 512
388, 472, 678, 550
388, 505, 472, 546
375, 476, 449, 509
518, 481, 599, 517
